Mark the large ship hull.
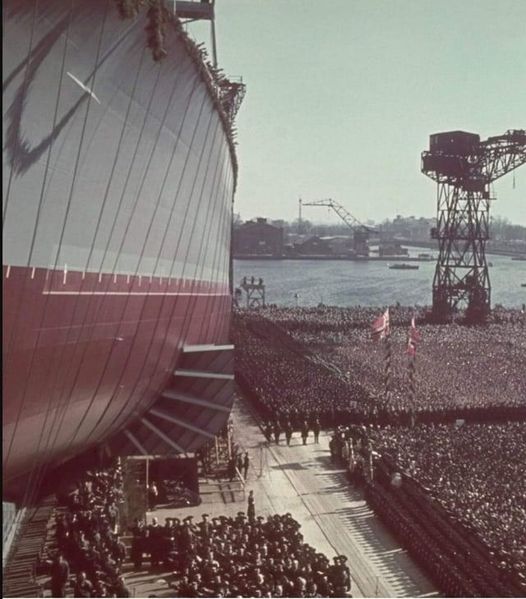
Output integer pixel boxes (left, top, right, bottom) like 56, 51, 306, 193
3, 0, 237, 495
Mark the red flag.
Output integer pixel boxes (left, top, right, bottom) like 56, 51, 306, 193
406, 317, 421, 355
371, 309, 390, 341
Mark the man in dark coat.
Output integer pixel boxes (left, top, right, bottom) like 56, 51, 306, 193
273, 421, 281, 445
301, 421, 310, 445
199, 513, 212, 546
148, 482, 159, 510
73, 571, 93, 598
311, 418, 321, 444
247, 490, 256, 524
284, 421, 293, 446
328, 556, 351, 596
113, 575, 131, 598
50, 553, 70, 598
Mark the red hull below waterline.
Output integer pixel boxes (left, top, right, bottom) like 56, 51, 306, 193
3, 265, 231, 487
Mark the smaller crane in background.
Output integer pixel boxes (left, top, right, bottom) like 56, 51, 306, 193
301, 198, 374, 257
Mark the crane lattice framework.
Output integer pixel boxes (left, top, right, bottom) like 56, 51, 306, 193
302, 198, 374, 256
422, 129, 526, 323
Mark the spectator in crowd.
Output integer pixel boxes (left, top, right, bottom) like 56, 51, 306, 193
44, 461, 130, 598
233, 306, 525, 429
312, 418, 321, 444
284, 420, 293, 446
74, 571, 94, 598
158, 512, 351, 598
247, 490, 256, 524
148, 482, 159, 511
273, 421, 281, 445
333, 421, 526, 578
301, 421, 310, 446
50, 553, 70, 598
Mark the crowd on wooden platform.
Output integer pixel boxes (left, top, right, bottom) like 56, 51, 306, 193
46, 464, 130, 598
131, 511, 351, 597
234, 306, 526, 424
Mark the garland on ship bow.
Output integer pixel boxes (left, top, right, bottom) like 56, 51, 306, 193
113, 0, 245, 189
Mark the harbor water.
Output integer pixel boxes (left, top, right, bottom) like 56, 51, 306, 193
234, 250, 526, 308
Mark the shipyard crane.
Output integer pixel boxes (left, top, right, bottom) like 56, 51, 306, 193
301, 198, 373, 257
422, 129, 526, 324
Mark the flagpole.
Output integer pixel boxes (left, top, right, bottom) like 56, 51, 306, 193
408, 352, 415, 422
383, 316, 392, 405
371, 307, 391, 407
406, 315, 420, 426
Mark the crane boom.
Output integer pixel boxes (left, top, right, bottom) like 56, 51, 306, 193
481, 129, 526, 182
301, 198, 372, 257
301, 199, 372, 231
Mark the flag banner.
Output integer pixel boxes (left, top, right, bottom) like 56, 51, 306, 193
406, 317, 421, 355
372, 309, 390, 341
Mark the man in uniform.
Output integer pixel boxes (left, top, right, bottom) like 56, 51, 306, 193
50, 553, 70, 598
199, 513, 212, 546
328, 555, 351, 597
273, 421, 281, 445
311, 417, 321, 444
301, 421, 310, 445
73, 571, 94, 598
284, 421, 293, 446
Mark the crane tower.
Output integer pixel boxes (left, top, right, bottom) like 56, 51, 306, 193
421, 129, 526, 323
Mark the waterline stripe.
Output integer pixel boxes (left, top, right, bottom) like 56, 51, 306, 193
42, 291, 228, 296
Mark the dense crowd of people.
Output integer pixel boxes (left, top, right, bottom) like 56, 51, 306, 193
258, 305, 421, 333
234, 305, 526, 589
131, 510, 351, 597
47, 463, 130, 597
233, 312, 370, 426
320, 322, 526, 413
363, 422, 526, 577
234, 306, 526, 422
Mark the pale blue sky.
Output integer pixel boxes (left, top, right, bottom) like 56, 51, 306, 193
190, 0, 526, 225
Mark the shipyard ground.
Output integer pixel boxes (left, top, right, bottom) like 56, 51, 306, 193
124, 394, 438, 598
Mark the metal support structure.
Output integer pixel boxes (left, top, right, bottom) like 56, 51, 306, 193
422, 129, 526, 323
432, 184, 491, 322
240, 277, 266, 309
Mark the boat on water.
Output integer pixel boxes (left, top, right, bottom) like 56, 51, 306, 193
388, 263, 420, 270
3, 0, 244, 502
511, 256, 526, 261
417, 253, 436, 261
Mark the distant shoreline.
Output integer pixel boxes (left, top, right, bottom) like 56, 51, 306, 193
234, 247, 526, 260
